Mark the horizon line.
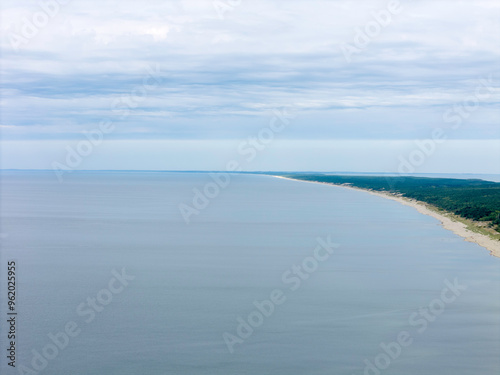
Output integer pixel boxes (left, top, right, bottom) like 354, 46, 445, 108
1, 169, 498, 176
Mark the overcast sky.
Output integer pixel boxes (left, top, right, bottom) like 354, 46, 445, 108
1, 0, 499, 172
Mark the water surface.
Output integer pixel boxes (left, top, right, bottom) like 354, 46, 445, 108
0, 171, 499, 374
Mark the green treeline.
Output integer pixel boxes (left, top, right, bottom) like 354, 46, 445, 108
284, 175, 500, 233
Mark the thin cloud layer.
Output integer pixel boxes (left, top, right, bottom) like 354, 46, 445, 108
1, 0, 499, 140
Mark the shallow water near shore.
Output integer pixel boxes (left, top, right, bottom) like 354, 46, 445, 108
1, 171, 499, 374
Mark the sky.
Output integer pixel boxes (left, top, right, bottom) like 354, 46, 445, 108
1, 0, 499, 173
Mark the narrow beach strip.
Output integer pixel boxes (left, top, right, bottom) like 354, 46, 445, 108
273, 175, 500, 258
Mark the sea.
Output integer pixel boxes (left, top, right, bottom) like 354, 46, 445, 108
0, 171, 499, 375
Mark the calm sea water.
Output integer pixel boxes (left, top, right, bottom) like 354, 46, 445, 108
1, 171, 499, 375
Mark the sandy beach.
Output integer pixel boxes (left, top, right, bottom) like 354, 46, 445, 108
274, 176, 500, 258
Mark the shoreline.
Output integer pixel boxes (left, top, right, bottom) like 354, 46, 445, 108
273, 176, 500, 258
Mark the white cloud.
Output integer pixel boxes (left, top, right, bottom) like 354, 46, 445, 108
0, 0, 499, 141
